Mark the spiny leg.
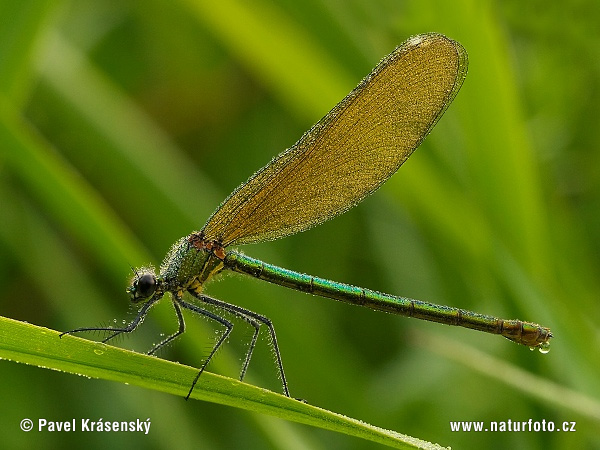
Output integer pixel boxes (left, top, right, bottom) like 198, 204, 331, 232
191, 291, 290, 398
59, 297, 159, 343
175, 296, 234, 400
147, 300, 185, 355
189, 291, 261, 384
238, 320, 259, 383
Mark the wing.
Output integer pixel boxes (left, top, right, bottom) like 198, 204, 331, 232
201, 33, 468, 247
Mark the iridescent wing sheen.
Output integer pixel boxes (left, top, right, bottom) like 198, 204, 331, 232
201, 33, 468, 247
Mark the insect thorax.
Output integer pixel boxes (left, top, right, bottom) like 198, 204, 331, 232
159, 235, 224, 292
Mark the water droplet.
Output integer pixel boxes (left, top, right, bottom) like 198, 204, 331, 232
538, 342, 550, 354
93, 349, 104, 356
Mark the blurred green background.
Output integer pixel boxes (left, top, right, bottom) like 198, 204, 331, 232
1, 0, 599, 449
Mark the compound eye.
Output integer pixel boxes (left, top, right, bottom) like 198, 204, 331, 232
137, 273, 156, 298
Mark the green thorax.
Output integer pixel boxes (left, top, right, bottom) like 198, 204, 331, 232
158, 234, 224, 293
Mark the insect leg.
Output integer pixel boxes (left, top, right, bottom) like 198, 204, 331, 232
190, 291, 290, 398
175, 296, 234, 400
59, 296, 160, 343
147, 299, 186, 355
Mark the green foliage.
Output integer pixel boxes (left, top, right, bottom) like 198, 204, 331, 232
0, 317, 439, 449
1, 1, 599, 449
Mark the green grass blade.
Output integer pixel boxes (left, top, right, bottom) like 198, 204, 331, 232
0, 0, 56, 105
414, 330, 600, 423
0, 97, 148, 278
180, 0, 353, 121
0, 316, 447, 450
